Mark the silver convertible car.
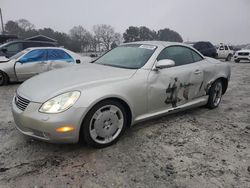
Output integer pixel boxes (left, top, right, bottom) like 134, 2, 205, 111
12, 41, 231, 148
0, 47, 91, 86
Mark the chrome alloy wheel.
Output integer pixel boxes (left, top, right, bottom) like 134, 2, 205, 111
212, 81, 222, 106
89, 105, 124, 144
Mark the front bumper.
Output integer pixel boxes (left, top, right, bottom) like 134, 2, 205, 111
11, 96, 87, 143
234, 55, 250, 62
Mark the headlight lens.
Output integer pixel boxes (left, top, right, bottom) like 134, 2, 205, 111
39, 91, 81, 113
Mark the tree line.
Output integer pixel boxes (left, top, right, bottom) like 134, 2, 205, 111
4, 19, 183, 52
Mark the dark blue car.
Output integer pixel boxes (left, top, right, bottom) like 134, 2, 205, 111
186, 41, 217, 58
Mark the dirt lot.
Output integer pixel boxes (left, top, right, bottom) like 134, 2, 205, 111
0, 61, 250, 188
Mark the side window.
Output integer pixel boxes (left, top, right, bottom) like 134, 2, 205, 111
19, 49, 47, 63
224, 46, 228, 50
157, 46, 195, 66
194, 43, 202, 50
191, 50, 203, 62
48, 49, 74, 62
207, 42, 214, 48
6, 43, 22, 52
219, 46, 224, 50
200, 43, 206, 50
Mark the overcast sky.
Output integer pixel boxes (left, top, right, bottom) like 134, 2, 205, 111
1, 0, 250, 44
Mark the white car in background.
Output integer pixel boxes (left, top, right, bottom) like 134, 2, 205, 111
0, 47, 92, 86
217, 44, 235, 61
234, 45, 250, 63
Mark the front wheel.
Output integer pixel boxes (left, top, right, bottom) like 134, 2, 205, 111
0, 71, 9, 86
206, 80, 223, 109
81, 100, 127, 148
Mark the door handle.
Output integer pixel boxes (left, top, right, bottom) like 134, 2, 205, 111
194, 70, 202, 75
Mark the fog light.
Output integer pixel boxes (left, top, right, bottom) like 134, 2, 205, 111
56, 126, 74, 133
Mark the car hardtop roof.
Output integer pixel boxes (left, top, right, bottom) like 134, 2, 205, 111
26, 47, 65, 51
1, 40, 55, 45
122, 41, 194, 48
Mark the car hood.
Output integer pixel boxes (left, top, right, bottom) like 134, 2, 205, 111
17, 63, 137, 102
236, 49, 250, 53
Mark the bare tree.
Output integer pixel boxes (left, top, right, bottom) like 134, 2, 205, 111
69, 26, 92, 52
93, 24, 120, 51
17, 19, 35, 31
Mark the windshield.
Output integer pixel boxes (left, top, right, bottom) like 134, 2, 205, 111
94, 44, 157, 69
9, 49, 30, 60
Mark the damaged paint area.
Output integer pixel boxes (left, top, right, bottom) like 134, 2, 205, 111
147, 65, 203, 112
164, 77, 194, 108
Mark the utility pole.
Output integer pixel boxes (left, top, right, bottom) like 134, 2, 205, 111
0, 8, 5, 34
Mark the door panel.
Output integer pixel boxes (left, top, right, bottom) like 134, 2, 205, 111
49, 60, 71, 70
218, 46, 226, 58
15, 61, 49, 81
15, 49, 48, 81
47, 49, 74, 70
147, 63, 203, 113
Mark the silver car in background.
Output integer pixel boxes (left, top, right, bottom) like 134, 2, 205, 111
12, 41, 231, 148
0, 47, 92, 86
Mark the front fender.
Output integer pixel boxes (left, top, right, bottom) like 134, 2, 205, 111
74, 70, 149, 125
0, 60, 17, 82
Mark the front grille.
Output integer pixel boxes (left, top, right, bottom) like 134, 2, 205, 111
238, 52, 249, 56
15, 94, 30, 111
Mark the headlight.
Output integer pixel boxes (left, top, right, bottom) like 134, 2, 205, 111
39, 91, 81, 113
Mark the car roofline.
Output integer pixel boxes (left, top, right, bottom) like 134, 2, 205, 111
120, 41, 185, 48
26, 47, 65, 50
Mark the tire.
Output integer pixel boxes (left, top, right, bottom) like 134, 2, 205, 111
0, 71, 9, 86
226, 54, 232, 61
206, 80, 223, 109
235, 59, 240, 63
81, 100, 127, 148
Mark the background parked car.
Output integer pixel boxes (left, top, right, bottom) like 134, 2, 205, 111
0, 47, 92, 86
0, 40, 56, 62
217, 44, 235, 61
234, 45, 250, 63
185, 41, 217, 58
0, 34, 18, 45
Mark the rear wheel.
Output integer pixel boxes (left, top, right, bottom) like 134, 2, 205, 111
81, 100, 127, 148
206, 80, 223, 109
0, 71, 9, 86
226, 54, 232, 61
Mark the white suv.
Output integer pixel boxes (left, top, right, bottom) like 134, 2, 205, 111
217, 44, 235, 61
234, 45, 250, 63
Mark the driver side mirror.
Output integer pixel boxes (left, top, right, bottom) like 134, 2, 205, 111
155, 59, 175, 70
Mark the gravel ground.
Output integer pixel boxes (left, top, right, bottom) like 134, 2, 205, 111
0, 61, 250, 188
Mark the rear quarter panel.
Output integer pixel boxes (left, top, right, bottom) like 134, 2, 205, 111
201, 57, 231, 93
